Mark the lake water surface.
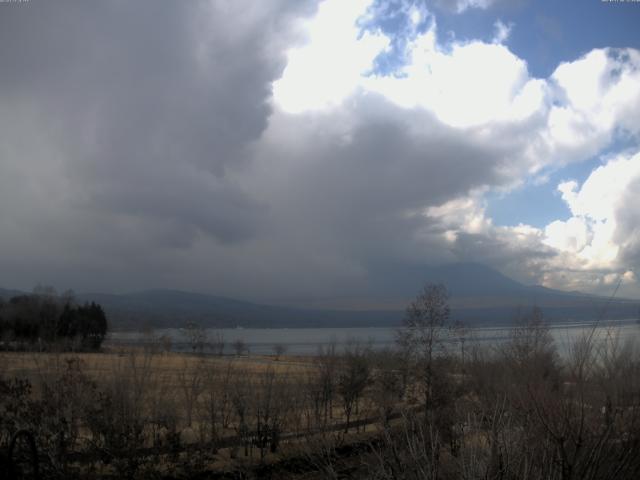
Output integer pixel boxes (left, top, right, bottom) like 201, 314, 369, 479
109, 319, 640, 356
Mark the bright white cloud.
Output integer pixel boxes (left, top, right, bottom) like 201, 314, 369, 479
275, 7, 544, 129
274, 2, 640, 177
426, 195, 491, 236
272, 0, 389, 113
543, 152, 640, 272
543, 49, 640, 162
366, 37, 546, 128
544, 217, 591, 254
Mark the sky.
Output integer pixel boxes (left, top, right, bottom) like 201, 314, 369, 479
1, 0, 640, 304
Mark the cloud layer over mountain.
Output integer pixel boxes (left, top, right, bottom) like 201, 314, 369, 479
1, 0, 639, 303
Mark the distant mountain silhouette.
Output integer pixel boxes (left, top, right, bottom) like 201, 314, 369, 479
1, 263, 638, 329
368, 262, 596, 300
420, 262, 527, 296
74, 289, 398, 329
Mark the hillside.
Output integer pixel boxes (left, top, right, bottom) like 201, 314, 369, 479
2, 263, 638, 329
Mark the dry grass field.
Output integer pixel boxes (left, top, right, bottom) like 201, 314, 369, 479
0, 345, 391, 478
3, 318, 640, 479
0, 349, 314, 382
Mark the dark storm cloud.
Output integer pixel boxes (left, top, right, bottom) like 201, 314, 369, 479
0, 0, 552, 298
0, 0, 318, 291
0, 0, 315, 243
2, 1, 633, 301
229, 92, 552, 300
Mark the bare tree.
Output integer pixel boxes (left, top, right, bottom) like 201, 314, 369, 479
273, 343, 287, 360
251, 367, 292, 459
397, 283, 450, 412
230, 370, 252, 457
233, 338, 246, 356
367, 410, 443, 480
370, 349, 404, 427
338, 344, 371, 433
182, 322, 208, 354
198, 363, 227, 450
316, 342, 338, 426
159, 333, 173, 354
449, 320, 470, 373
501, 306, 558, 384
211, 330, 225, 356
84, 349, 158, 477
303, 369, 325, 431
198, 360, 236, 444
177, 357, 205, 427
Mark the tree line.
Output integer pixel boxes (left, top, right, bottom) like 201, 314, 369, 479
0, 287, 108, 350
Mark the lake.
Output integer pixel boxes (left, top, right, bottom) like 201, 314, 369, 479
108, 319, 640, 356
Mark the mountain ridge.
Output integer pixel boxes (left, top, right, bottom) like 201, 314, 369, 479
1, 263, 638, 329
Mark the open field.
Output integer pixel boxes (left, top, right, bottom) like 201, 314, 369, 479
0, 344, 403, 478
3, 317, 640, 479
0, 349, 315, 381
